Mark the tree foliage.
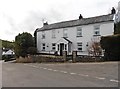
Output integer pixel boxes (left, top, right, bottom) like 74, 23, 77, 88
2, 40, 15, 49
15, 32, 36, 57
100, 34, 120, 61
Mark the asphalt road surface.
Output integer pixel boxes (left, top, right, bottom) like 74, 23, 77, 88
2, 61, 119, 87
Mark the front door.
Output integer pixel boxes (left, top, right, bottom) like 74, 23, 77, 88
60, 43, 64, 56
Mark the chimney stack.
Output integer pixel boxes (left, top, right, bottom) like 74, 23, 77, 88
79, 14, 83, 19
111, 7, 116, 14
43, 22, 48, 26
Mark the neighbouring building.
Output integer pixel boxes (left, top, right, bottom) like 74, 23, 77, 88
115, 1, 120, 22
36, 14, 114, 56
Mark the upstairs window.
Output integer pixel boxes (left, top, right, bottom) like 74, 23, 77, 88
77, 27, 82, 37
63, 29, 68, 38
77, 42, 82, 51
52, 30, 56, 38
42, 31, 45, 39
94, 25, 100, 36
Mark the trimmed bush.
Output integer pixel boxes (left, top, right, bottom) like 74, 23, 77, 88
100, 34, 120, 61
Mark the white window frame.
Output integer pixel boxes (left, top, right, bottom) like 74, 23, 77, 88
94, 25, 100, 36
52, 43, 56, 51
77, 27, 82, 37
52, 30, 56, 38
63, 29, 68, 38
42, 31, 45, 39
77, 42, 82, 51
65, 44, 67, 51
42, 43, 46, 51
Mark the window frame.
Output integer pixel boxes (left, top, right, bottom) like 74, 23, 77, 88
52, 30, 56, 38
77, 27, 82, 37
77, 42, 82, 51
42, 43, 46, 51
52, 43, 56, 51
93, 25, 100, 36
63, 29, 68, 38
42, 31, 45, 39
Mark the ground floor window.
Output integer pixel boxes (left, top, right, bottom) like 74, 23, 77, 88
52, 43, 56, 51
42, 43, 45, 51
77, 42, 82, 51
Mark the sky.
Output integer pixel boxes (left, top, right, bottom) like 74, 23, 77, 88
0, 0, 119, 41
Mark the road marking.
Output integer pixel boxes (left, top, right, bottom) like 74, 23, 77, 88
60, 71, 68, 73
78, 74, 89, 77
43, 68, 47, 70
53, 70, 58, 72
24, 64, 119, 84
110, 79, 119, 83
32, 66, 38, 68
47, 69, 53, 71
95, 77, 105, 80
70, 73, 76, 75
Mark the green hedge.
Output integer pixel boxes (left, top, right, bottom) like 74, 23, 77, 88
100, 34, 120, 61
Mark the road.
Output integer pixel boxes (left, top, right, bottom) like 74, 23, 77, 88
2, 61, 119, 87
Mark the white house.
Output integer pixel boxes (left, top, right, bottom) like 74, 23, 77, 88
37, 14, 114, 56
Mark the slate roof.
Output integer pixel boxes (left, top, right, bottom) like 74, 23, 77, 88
37, 14, 114, 32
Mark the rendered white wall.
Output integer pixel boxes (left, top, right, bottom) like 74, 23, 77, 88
37, 21, 114, 55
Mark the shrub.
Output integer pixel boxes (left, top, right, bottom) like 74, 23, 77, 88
27, 47, 37, 55
100, 34, 120, 61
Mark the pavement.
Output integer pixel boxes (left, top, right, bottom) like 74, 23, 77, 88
2, 61, 120, 87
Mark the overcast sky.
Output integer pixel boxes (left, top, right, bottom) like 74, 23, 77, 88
0, 0, 119, 41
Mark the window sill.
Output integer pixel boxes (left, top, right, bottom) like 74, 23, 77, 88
77, 51, 83, 52
52, 37, 56, 39
93, 35, 101, 36
76, 36, 83, 37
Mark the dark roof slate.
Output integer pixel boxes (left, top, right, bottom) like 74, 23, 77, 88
37, 14, 114, 32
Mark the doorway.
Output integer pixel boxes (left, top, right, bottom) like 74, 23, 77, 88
60, 43, 64, 56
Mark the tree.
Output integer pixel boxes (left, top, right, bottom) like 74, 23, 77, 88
15, 32, 36, 57
87, 39, 102, 57
2, 40, 15, 50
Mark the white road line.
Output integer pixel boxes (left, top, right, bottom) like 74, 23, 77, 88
43, 68, 47, 70
70, 73, 76, 75
60, 71, 68, 73
78, 74, 89, 77
47, 69, 53, 71
32, 66, 38, 68
110, 79, 119, 83
40, 67, 43, 68
53, 70, 58, 72
95, 77, 105, 80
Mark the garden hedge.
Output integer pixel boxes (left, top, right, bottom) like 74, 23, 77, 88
100, 34, 120, 61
